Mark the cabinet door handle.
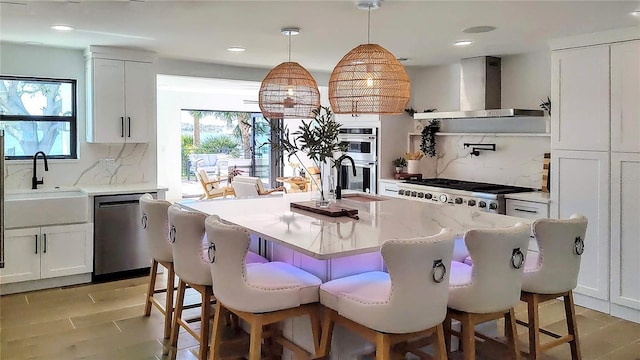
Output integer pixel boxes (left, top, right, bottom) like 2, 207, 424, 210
121, 117, 125, 137
43, 234, 47, 253
386, 189, 399, 193
514, 208, 538, 214
35, 234, 38, 254
127, 117, 131, 138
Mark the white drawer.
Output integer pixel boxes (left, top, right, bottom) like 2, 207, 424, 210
506, 199, 549, 220
379, 181, 401, 198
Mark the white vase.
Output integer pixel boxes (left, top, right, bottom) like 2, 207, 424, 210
407, 160, 420, 174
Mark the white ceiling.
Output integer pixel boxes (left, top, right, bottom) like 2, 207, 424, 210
1, 1, 639, 72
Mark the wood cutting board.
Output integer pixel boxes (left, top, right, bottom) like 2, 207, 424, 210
290, 201, 359, 220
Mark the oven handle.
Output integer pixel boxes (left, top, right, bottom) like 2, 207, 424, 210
338, 136, 376, 142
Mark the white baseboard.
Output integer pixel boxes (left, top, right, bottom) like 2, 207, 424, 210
610, 303, 640, 324
572, 293, 610, 314
0, 273, 92, 295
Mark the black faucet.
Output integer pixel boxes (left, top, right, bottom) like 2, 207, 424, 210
334, 154, 356, 200
32, 151, 49, 189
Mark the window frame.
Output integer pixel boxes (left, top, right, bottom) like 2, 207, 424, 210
0, 75, 78, 160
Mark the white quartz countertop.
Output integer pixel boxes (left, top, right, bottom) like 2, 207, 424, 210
179, 192, 529, 260
504, 191, 550, 204
79, 183, 168, 196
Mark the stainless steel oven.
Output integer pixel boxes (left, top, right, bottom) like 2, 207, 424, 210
339, 160, 377, 194
338, 127, 377, 162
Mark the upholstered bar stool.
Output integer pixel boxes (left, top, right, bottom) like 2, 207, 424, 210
318, 229, 456, 360
167, 204, 215, 360
139, 194, 174, 340
518, 215, 588, 360
205, 216, 323, 360
446, 223, 530, 360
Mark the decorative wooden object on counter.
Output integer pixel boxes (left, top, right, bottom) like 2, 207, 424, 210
394, 173, 423, 180
290, 201, 359, 219
542, 153, 550, 193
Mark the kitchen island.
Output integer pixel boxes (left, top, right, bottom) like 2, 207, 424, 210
179, 192, 529, 358
179, 192, 527, 260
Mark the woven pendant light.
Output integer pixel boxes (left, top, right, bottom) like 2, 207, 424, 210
259, 27, 320, 119
329, 2, 410, 114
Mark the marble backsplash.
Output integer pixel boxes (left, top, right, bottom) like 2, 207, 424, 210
410, 134, 551, 189
3, 143, 154, 190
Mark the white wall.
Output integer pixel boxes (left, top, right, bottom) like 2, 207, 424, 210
1, 43, 155, 190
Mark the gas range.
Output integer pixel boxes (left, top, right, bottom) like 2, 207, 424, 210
396, 178, 536, 214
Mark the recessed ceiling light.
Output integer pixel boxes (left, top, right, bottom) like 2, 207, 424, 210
227, 47, 245, 52
462, 26, 496, 34
454, 40, 474, 47
280, 27, 300, 36
396, 57, 410, 62
357, 0, 382, 10
632, 10, 640, 17
51, 24, 74, 31
24, 41, 44, 46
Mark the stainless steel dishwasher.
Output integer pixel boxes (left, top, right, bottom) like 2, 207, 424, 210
94, 192, 156, 277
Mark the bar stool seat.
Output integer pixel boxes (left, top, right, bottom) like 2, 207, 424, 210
319, 271, 390, 311
243, 261, 321, 309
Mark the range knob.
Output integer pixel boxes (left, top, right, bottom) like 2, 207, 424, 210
411, 191, 417, 197
425, 193, 433, 200
455, 197, 463, 204
405, 191, 411, 197
417, 192, 425, 198
489, 202, 498, 210
468, 200, 476, 206
398, 189, 405, 196
478, 201, 487, 208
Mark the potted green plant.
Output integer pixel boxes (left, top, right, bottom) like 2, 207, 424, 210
267, 106, 353, 207
392, 157, 407, 173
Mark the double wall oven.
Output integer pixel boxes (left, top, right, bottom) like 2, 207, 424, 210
337, 127, 377, 194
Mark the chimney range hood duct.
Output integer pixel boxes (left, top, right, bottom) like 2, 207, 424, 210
414, 56, 544, 120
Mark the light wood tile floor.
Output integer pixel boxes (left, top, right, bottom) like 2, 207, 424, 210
1, 275, 639, 359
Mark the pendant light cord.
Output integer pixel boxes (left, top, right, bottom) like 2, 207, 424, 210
367, 5, 371, 44
288, 32, 291, 62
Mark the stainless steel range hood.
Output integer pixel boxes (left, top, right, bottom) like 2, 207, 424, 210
414, 56, 544, 120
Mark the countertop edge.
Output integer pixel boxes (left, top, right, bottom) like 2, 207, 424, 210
80, 183, 169, 196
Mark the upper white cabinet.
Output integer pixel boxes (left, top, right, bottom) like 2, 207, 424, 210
85, 46, 155, 143
551, 45, 610, 151
611, 40, 640, 153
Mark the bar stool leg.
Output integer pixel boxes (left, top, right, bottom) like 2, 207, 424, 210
505, 309, 521, 360
163, 262, 175, 339
375, 332, 392, 360
249, 318, 264, 360
527, 293, 541, 360
318, 309, 335, 358
144, 259, 159, 316
434, 324, 448, 360
199, 286, 213, 360
565, 292, 582, 360
209, 302, 225, 360
443, 313, 453, 355
171, 279, 187, 347
461, 314, 475, 360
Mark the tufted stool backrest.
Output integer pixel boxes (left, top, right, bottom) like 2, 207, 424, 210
524, 214, 588, 294
167, 204, 211, 286
339, 228, 456, 334
459, 223, 530, 313
139, 194, 172, 263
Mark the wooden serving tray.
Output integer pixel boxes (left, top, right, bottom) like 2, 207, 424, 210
290, 201, 359, 220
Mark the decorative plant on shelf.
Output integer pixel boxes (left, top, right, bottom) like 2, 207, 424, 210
392, 157, 407, 173
267, 106, 352, 205
420, 119, 440, 157
540, 96, 551, 116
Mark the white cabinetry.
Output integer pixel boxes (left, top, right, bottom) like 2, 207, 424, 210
0, 224, 93, 285
86, 46, 155, 143
611, 40, 640, 153
551, 45, 610, 151
505, 199, 549, 220
610, 153, 640, 312
551, 150, 610, 309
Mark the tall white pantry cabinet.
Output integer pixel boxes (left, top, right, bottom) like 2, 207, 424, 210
551, 39, 640, 323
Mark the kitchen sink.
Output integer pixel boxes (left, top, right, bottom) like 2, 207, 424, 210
5, 187, 89, 228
